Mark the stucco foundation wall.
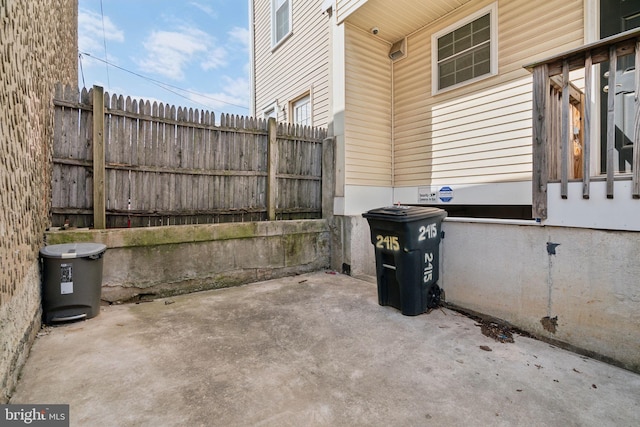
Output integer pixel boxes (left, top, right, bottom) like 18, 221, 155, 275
440, 221, 640, 372
346, 216, 639, 371
330, 215, 375, 277
0, 0, 78, 402
45, 220, 330, 303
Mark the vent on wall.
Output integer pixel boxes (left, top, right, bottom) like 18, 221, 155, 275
389, 38, 406, 61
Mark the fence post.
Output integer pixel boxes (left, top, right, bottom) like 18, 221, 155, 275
93, 85, 106, 229
267, 118, 278, 221
322, 136, 335, 219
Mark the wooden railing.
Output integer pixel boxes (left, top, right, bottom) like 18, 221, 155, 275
525, 29, 640, 219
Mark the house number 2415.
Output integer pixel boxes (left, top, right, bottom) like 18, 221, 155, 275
375, 235, 400, 251
418, 223, 437, 241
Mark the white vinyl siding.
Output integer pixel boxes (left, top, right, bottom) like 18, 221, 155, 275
344, 24, 392, 186
393, 0, 584, 187
336, 0, 368, 24
253, 0, 330, 127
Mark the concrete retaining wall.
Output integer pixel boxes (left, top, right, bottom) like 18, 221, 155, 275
339, 215, 640, 372
45, 220, 330, 303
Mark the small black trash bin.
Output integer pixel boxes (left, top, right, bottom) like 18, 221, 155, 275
40, 243, 107, 324
363, 206, 447, 316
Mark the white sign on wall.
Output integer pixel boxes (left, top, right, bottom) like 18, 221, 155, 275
418, 187, 437, 203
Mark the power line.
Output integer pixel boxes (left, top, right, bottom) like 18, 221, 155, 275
78, 51, 249, 111
78, 53, 86, 88
99, 0, 111, 90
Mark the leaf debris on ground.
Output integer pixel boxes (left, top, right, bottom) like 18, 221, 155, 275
480, 321, 515, 343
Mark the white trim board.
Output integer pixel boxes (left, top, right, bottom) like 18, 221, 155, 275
546, 181, 640, 231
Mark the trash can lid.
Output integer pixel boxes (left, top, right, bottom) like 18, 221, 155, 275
362, 205, 447, 222
40, 243, 107, 259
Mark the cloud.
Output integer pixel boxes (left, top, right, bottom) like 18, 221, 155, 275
189, 2, 218, 18
220, 76, 250, 100
78, 9, 124, 53
137, 27, 221, 80
201, 47, 229, 71
228, 27, 250, 51
188, 76, 250, 113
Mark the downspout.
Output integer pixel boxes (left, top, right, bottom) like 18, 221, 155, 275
248, 0, 256, 117
391, 53, 395, 202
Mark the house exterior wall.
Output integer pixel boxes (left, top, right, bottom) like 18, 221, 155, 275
344, 23, 392, 187
0, 0, 78, 402
251, 0, 331, 127
335, 0, 585, 211
393, 0, 584, 191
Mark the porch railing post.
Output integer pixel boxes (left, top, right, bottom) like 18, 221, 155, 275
606, 46, 617, 199
561, 60, 570, 199
633, 40, 640, 199
93, 85, 106, 229
532, 65, 549, 220
583, 53, 592, 199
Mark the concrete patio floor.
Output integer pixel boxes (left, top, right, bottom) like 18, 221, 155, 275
10, 271, 640, 426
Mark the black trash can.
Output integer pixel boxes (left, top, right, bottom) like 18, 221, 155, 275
363, 206, 447, 316
40, 243, 107, 324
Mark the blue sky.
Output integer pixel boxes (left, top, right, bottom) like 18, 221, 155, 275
78, 0, 250, 117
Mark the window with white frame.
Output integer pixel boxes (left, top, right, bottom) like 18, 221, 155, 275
432, 3, 497, 93
292, 94, 311, 126
272, 0, 292, 47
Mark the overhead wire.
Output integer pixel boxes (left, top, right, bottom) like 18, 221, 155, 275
99, 0, 111, 90
78, 53, 86, 88
78, 51, 249, 111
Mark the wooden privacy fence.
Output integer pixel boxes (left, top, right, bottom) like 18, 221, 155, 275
52, 85, 331, 228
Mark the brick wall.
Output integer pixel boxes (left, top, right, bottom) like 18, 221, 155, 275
0, 0, 78, 402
